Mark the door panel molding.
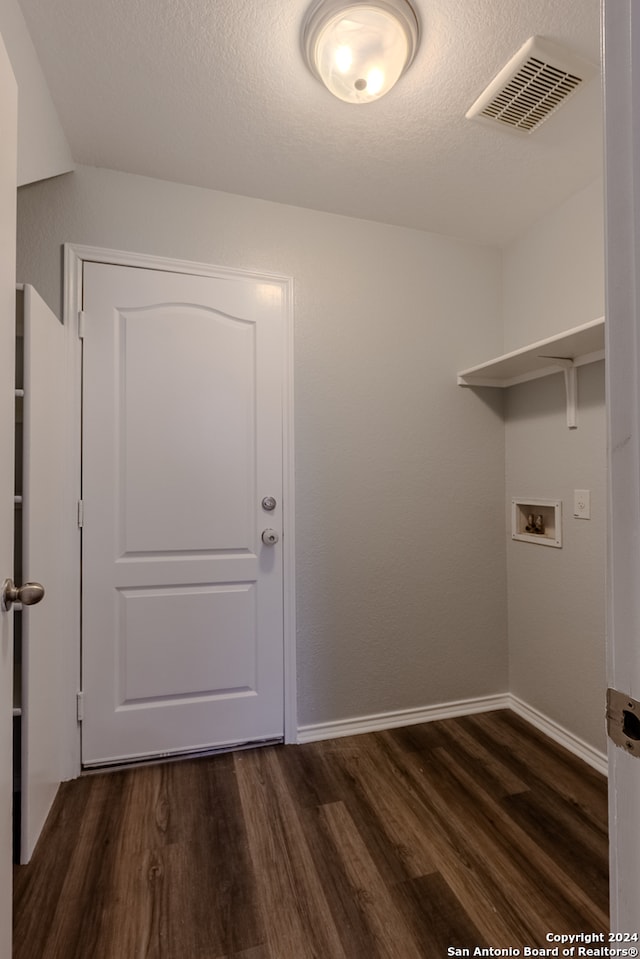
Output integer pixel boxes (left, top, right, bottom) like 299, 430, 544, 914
63, 244, 297, 766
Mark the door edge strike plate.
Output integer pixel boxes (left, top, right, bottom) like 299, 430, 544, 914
607, 687, 640, 756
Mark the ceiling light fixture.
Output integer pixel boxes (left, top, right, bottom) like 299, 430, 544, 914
302, 0, 420, 104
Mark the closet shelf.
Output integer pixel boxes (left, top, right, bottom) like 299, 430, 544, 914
457, 317, 605, 429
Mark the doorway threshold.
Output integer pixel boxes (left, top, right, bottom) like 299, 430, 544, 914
80, 737, 284, 775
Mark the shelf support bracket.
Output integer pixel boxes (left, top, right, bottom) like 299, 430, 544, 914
564, 365, 577, 429
541, 356, 577, 428
544, 356, 578, 430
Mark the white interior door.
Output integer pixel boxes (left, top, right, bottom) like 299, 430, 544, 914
19, 284, 67, 862
0, 30, 17, 959
81, 261, 287, 766
604, 0, 640, 931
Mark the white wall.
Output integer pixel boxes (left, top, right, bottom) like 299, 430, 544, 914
503, 179, 606, 752
16, 165, 508, 730
0, 0, 73, 186
502, 179, 604, 351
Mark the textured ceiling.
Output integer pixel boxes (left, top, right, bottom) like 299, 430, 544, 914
17, 0, 602, 246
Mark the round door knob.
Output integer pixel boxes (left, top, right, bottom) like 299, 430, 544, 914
261, 529, 279, 546
1, 578, 45, 612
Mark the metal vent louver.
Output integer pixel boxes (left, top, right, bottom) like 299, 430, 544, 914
466, 36, 597, 135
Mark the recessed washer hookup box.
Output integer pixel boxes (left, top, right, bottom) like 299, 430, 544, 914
511, 498, 562, 548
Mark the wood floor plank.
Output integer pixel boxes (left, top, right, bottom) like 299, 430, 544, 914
393, 872, 487, 955
330, 738, 439, 880
435, 715, 530, 797
288, 801, 394, 959
372, 729, 550, 945
13, 711, 609, 959
12, 773, 108, 945
378, 724, 609, 944
157, 755, 264, 957
502, 787, 609, 914
234, 747, 348, 959
87, 838, 258, 959
227, 948, 271, 959
14, 772, 125, 959
319, 800, 426, 959
383, 718, 452, 754
433, 744, 609, 933
103, 759, 263, 959
464, 711, 608, 828
274, 739, 347, 808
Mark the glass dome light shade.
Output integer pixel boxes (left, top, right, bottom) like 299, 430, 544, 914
302, 0, 419, 104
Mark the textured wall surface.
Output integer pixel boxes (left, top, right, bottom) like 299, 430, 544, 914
17, 165, 508, 728
503, 179, 606, 751
505, 365, 606, 750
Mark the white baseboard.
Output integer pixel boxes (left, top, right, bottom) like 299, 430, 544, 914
297, 693, 608, 776
508, 694, 608, 776
296, 693, 510, 744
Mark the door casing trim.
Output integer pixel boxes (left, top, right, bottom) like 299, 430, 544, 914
63, 243, 297, 774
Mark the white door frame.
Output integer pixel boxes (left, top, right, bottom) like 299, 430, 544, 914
20, 284, 70, 859
63, 243, 297, 773
0, 28, 17, 959
603, 0, 640, 931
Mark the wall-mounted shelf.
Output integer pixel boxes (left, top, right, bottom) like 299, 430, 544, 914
457, 317, 605, 428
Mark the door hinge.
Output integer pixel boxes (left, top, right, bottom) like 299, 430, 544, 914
77, 500, 84, 528
76, 691, 84, 722
607, 687, 640, 756
78, 310, 86, 339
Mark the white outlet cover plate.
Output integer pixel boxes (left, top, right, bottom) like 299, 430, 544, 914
574, 489, 591, 519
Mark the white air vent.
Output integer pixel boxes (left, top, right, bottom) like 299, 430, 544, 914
466, 36, 597, 135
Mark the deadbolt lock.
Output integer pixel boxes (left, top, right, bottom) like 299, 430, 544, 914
261, 496, 277, 512
607, 688, 640, 756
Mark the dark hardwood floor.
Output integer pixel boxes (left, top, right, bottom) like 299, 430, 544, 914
13, 710, 609, 958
